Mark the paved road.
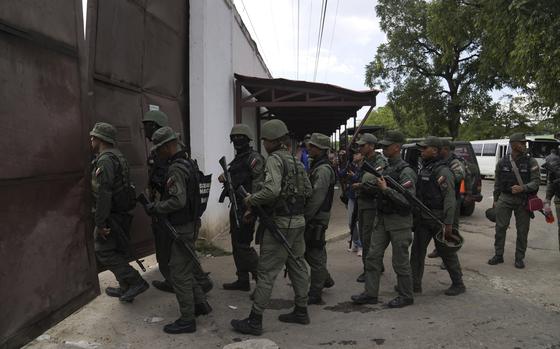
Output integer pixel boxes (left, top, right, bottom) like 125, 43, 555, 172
25, 181, 560, 349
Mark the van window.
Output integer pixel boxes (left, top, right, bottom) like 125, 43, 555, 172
482, 143, 497, 156
472, 143, 483, 156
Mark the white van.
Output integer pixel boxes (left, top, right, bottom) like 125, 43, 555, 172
472, 136, 559, 182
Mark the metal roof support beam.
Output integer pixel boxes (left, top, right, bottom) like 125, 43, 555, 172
239, 101, 375, 108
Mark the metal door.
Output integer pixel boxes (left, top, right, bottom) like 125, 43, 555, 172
86, 0, 190, 257
0, 1, 98, 348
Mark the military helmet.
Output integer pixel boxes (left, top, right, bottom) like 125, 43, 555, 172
90, 122, 117, 145
261, 119, 289, 140
417, 136, 442, 149
151, 126, 178, 150
485, 207, 496, 223
230, 124, 254, 140
434, 227, 464, 253
143, 110, 169, 128
356, 133, 378, 145
308, 133, 331, 150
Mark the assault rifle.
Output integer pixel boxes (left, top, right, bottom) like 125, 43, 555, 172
137, 193, 202, 271
361, 161, 445, 226
218, 156, 241, 229
237, 185, 307, 272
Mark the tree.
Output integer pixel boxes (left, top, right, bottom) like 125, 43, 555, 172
365, 0, 494, 138
477, 0, 560, 116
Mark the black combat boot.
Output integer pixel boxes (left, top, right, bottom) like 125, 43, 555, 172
278, 306, 310, 325
488, 255, 504, 265
231, 310, 263, 336
223, 279, 251, 291
119, 280, 149, 302
444, 282, 466, 296
323, 275, 335, 288
388, 296, 414, 308
163, 319, 196, 334
152, 280, 174, 293
350, 292, 378, 305
514, 258, 525, 269
105, 287, 126, 298
307, 293, 323, 305
194, 301, 213, 317
413, 285, 422, 294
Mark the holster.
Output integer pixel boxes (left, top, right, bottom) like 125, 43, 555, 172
305, 223, 327, 249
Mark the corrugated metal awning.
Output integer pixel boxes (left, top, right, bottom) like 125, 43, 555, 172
234, 74, 379, 139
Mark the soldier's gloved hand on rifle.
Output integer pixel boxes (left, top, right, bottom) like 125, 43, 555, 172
143, 202, 157, 216
94, 226, 111, 240
377, 176, 388, 191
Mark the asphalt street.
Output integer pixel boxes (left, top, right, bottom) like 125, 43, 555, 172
24, 180, 560, 349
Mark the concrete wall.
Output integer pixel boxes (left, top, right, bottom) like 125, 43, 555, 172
189, 0, 270, 240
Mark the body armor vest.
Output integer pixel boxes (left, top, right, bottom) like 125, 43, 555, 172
417, 159, 447, 210
310, 157, 336, 213
497, 155, 534, 194
378, 159, 411, 215
270, 151, 308, 216
92, 149, 135, 212
229, 149, 260, 197
165, 152, 201, 225
147, 150, 169, 199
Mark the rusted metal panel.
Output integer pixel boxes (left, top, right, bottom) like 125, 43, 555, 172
94, 0, 144, 87
89, 0, 190, 261
0, 1, 97, 348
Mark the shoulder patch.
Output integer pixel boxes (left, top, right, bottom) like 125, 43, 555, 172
95, 167, 103, 177
531, 165, 539, 171
250, 158, 258, 169
166, 177, 175, 189
402, 180, 413, 188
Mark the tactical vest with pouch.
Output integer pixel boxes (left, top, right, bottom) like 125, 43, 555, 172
92, 149, 136, 213
497, 155, 536, 195
270, 151, 308, 217
417, 159, 447, 210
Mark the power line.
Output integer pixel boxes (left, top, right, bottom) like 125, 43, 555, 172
297, 0, 300, 79
313, 0, 328, 81
324, 0, 341, 81
240, 0, 269, 68
305, 0, 313, 81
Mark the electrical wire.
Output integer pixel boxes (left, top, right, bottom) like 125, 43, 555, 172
324, 0, 340, 81
313, 0, 328, 81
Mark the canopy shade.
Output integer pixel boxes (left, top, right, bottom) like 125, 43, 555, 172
234, 74, 379, 139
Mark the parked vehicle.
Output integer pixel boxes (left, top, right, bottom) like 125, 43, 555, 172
471, 136, 559, 182
400, 141, 483, 216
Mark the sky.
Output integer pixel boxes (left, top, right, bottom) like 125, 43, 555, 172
232, 0, 386, 132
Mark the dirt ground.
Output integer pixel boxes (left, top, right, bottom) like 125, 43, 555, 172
24, 181, 560, 349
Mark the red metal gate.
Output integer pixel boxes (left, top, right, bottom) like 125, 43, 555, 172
0, 1, 98, 348
86, 0, 190, 257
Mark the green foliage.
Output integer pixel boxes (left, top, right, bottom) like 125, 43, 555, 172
477, 0, 560, 113
366, 0, 492, 138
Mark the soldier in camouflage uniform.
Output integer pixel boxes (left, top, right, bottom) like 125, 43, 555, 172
90, 122, 149, 302
427, 139, 466, 261
351, 131, 416, 308
304, 133, 336, 305
142, 110, 212, 293
410, 136, 466, 296
144, 127, 211, 334
231, 120, 312, 336
352, 133, 387, 282
219, 124, 265, 291
488, 133, 540, 269
544, 151, 560, 251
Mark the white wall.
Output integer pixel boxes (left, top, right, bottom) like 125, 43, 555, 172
189, 0, 270, 240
